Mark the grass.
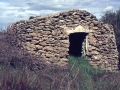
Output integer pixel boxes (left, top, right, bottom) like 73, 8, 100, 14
0, 30, 120, 90
68, 56, 102, 90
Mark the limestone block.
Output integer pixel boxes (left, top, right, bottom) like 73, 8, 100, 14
97, 23, 102, 28
29, 33, 37, 37
52, 30, 57, 35
42, 37, 48, 41
89, 45, 96, 49
59, 52, 68, 56
38, 50, 46, 53
85, 16, 91, 21
89, 23, 94, 27
92, 27, 99, 30
43, 46, 53, 51
31, 40, 39, 44
35, 45, 43, 49
26, 46, 31, 51
43, 28, 52, 31
42, 31, 51, 35
33, 37, 40, 40
86, 21, 91, 26
60, 58, 68, 62
73, 21, 80, 24
30, 44, 36, 48
41, 42, 47, 46
65, 19, 72, 22
89, 36, 97, 44
92, 20, 99, 25
60, 40, 69, 44
45, 53, 55, 57
59, 20, 64, 22
25, 42, 31, 46
91, 51, 99, 55
57, 43, 69, 48
103, 24, 111, 31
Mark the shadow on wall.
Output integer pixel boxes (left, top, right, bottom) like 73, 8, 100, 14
118, 54, 120, 70
68, 32, 88, 57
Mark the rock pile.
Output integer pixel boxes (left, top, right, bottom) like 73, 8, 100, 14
7, 9, 119, 70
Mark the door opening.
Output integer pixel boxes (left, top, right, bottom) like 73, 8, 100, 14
68, 32, 88, 57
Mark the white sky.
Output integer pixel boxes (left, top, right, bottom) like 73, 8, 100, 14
0, 0, 120, 29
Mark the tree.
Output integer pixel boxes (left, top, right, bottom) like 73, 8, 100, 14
100, 9, 120, 52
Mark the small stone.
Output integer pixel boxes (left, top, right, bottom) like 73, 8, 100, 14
92, 27, 99, 30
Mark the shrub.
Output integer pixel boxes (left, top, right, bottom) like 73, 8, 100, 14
0, 31, 49, 70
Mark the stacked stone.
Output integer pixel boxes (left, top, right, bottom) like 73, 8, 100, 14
7, 9, 119, 70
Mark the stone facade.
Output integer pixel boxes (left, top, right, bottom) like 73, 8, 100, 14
7, 9, 119, 70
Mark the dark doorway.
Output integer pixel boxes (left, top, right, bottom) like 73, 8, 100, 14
68, 32, 88, 57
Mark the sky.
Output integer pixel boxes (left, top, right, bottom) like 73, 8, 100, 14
0, 0, 120, 29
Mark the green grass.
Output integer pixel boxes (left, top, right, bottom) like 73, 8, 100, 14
68, 55, 103, 77
68, 56, 103, 90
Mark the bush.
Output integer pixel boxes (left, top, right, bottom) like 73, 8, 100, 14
0, 31, 49, 70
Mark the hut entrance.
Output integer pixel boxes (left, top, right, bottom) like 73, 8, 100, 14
69, 32, 88, 57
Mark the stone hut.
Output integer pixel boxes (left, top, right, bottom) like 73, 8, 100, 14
7, 9, 119, 70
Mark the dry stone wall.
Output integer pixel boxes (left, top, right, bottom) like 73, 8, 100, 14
7, 9, 119, 70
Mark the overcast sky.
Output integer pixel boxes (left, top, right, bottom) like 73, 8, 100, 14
0, 0, 120, 29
